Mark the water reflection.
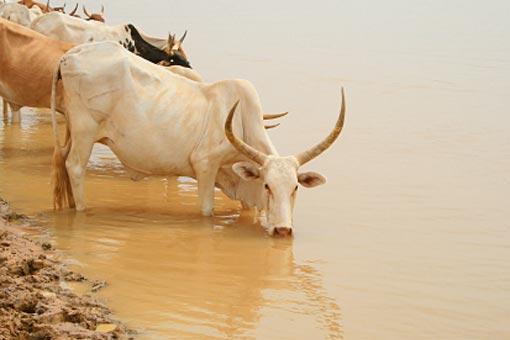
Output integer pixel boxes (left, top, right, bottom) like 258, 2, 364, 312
43, 209, 342, 339
0, 106, 343, 339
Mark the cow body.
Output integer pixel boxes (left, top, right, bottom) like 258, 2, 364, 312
0, 18, 72, 115
53, 41, 274, 214
0, 4, 44, 120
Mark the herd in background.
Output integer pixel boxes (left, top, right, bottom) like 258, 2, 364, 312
1, 0, 194, 121
0, 1, 347, 237
3, 0, 105, 22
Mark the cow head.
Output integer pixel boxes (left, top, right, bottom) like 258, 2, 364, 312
159, 31, 191, 68
224, 89, 346, 237
83, 5, 104, 23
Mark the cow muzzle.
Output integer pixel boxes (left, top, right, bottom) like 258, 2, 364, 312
273, 227, 293, 237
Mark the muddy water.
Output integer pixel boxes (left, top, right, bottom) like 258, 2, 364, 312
1, 0, 510, 339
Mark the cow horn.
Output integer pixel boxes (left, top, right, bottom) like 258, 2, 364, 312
225, 101, 268, 165
46, 0, 51, 11
294, 87, 346, 166
265, 123, 280, 130
68, 2, 77, 16
167, 33, 175, 45
82, 5, 90, 18
179, 30, 188, 43
263, 112, 288, 120
165, 33, 173, 53
101, 4, 104, 14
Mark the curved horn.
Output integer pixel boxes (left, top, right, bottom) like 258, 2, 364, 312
82, 5, 90, 18
265, 123, 280, 130
263, 111, 288, 120
225, 101, 268, 165
179, 30, 188, 43
294, 87, 346, 166
68, 2, 77, 16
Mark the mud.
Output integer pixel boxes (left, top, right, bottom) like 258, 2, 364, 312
0, 197, 133, 339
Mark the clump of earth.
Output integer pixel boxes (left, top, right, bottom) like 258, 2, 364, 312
0, 197, 133, 339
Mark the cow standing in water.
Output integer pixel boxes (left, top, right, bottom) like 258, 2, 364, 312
0, 18, 73, 121
1, 2, 44, 119
50, 41, 346, 237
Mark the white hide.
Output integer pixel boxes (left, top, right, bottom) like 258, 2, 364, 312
0, 3, 42, 27
31, 11, 126, 43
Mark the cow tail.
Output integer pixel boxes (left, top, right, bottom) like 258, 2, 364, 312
51, 60, 75, 210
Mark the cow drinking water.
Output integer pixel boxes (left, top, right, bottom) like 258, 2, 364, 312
50, 41, 346, 236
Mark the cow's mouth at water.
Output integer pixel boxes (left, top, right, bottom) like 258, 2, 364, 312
273, 227, 293, 237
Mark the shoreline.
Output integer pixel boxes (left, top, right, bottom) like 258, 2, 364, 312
0, 196, 133, 339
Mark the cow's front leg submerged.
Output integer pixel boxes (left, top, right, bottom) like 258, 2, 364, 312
9, 103, 22, 123
2, 99, 7, 121
193, 160, 221, 216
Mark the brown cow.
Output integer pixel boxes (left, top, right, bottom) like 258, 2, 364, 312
0, 18, 73, 117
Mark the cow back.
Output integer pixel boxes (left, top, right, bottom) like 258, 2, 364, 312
31, 12, 123, 45
0, 18, 73, 109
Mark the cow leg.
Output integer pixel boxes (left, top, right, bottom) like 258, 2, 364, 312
194, 161, 221, 216
2, 99, 8, 121
9, 103, 22, 123
65, 134, 95, 211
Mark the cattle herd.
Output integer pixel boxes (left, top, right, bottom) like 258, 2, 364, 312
0, 0, 347, 236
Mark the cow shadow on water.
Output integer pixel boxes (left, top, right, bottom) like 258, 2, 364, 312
43, 205, 344, 339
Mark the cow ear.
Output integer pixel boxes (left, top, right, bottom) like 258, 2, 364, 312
232, 162, 260, 181
298, 171, 326, 188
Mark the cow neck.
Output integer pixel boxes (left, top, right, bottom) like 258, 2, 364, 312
126, 24, 167, 64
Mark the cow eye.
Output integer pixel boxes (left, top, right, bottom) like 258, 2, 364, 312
264, 184, 270, 192
294, 185, 298, 192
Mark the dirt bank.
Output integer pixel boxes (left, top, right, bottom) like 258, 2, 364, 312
0, 197, 133, 339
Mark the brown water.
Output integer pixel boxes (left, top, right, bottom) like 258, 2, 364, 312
1, 1, 510, 339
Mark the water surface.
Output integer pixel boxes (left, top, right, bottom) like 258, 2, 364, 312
1, 0, 509, 339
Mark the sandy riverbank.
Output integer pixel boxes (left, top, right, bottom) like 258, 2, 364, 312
0, 197, 133, 339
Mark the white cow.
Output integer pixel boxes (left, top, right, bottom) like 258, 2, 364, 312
31, 11, 190, 67
0, 3, 43, 26
50, 41, 346, 236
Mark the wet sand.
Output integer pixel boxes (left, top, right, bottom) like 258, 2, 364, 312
0, 197, 132, 339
